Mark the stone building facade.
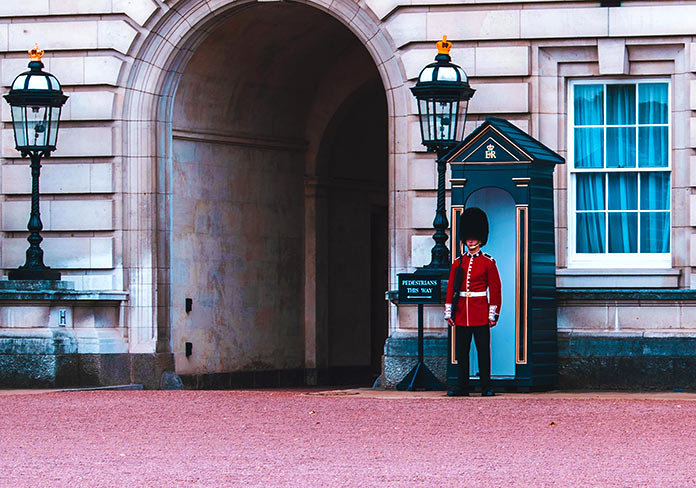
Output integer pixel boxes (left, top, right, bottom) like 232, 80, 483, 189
1, 0, 695, 389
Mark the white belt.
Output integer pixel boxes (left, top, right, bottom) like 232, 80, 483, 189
459, 291, 487, 298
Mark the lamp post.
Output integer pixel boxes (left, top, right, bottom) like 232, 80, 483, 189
411, 36, 475, 275
4, 45, 68, 281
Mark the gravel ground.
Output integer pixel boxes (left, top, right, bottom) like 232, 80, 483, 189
0, 389, 695, 487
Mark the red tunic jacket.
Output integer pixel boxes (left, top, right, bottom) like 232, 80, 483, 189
445, 251, 502, 327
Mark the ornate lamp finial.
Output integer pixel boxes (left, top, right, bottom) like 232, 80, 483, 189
28, 44, 44, 62
436, 36, 452, 55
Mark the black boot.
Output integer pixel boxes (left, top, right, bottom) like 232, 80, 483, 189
447, 387, 469, 397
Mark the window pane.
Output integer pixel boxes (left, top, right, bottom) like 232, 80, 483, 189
638, 126, 668, 167
640, 212, 670, 253
574, 85, 603, 125
577, 213, 605, 253
608, 173, 637, 210
607, 84, 636, 125
606, 127, 636, 168
574, 128, 604, 168
639, 83, 668, 124
640, 173, 670, 210
609, 212, 637, 253
577, 174, 605, 210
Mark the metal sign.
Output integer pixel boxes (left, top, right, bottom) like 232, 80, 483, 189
398, 274, 441, 304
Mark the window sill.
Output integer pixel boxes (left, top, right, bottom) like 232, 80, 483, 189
556, 268, 680, 289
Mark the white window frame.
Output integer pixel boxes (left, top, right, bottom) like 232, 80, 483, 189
567, 78, 672, 269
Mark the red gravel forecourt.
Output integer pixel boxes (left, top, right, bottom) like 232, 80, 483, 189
0, 389, 695, 488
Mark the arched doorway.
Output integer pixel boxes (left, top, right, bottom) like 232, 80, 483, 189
167, 2, 389, 385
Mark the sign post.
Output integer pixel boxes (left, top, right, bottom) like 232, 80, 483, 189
396, 273, 446, 391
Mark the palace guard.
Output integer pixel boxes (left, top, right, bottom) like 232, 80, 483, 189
444, 207, 501, 397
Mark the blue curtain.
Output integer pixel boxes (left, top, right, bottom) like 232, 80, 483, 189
638, 84, 668, 167
608, 173, 637, 253
576, 174, 605, 253
640, 172, 670, 253
574, 85, 604, 169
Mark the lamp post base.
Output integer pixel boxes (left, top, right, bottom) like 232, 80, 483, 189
8, 267, 61, 281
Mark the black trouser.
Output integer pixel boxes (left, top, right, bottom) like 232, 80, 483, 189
455, 325, 491, 391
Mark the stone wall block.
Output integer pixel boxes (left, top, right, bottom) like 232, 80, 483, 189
2, 237, 114, 270
90, 163, 114, 193
50, 127, 114, 158
475, 46, 529, 77
97, 20, 139, 55
0, 24, 7, 52
558, 305, 609, 330
610, 5, 696, 37
84, 57, 124, 86
3, 127, 113, 159
597, 38, 628, 75
689, 156, 696, 188
690, 234, 696, 267
468, 83, 529, 114
427, 10, 520, 41
9, 21, 98, 51
408, 158, 436, 191
410, 196, 450, 229
82, 274, 114, 291
691, 117, 696, 149
411, 234, 434, 268
50, 200, 114, 231
365, 0, 399, 20
91, 238, 114, 269
617, 306, 680, 330
2, 58, 40, 87
521, 8, 607, 39
0, 306, 51, 328
1, 163, 112, 194
113, 0, 159, 26
385, 12, 426, 49
0, 1, 48, 16
537, 113, 559, 153
48, 0, 111, 15
65, 92, 116, 121
538, 76, 559, 114
2, 201, 50, 231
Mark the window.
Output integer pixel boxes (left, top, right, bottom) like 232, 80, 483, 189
568, 80, 671, 268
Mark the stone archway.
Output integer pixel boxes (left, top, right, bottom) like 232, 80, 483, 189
120, 0, 404, 385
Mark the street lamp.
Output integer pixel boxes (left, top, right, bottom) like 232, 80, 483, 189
4, 45, 68, 280
411, 36, 475, 273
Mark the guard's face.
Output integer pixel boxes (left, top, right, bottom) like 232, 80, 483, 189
466, 239, 481, 250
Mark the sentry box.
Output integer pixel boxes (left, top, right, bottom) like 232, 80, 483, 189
445, 117, 565, 391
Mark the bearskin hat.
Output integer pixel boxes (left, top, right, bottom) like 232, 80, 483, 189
459, 207, 489, 246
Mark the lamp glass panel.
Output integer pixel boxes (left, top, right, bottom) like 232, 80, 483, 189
49, 76, 60, 91
26, 105, 50, 148
48, 106, 61, 147
27, 75, 49, 90
418, 98, 430, 142
11, 106, 28, 148
12, 75, 27, 90
418, 67, 435, 83
437, 67, 458, 82
455, 99, 469, 142
434, 99, 455, 142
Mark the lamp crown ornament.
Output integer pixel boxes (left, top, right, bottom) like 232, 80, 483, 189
436, 35, 452, 55
28, 43, 44, 62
